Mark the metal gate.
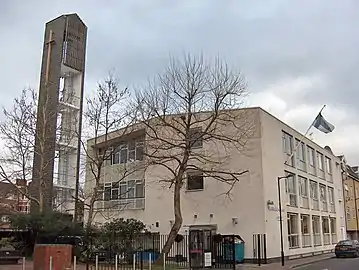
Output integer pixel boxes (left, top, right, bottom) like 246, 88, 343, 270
189, 230, 237, 269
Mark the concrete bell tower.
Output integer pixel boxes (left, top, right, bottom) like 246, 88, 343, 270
30, 14, 87, 219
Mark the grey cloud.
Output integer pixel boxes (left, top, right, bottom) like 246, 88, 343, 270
0, 0, 358, 161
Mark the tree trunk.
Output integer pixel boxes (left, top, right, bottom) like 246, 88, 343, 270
84, 199, 96, 270
155, 180, 183, 264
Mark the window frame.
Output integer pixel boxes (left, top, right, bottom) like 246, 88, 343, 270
325, 157, 332, 175
282, 132, 294, 166
317, 152, 324, 171
110, 138, 145, 165
299, 176, 308, 198
187, 171, 204, 191
188, 127, 203, 149
307, 147, 315, 166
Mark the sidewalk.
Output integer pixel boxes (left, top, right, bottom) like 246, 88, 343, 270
236, 253, 334, 270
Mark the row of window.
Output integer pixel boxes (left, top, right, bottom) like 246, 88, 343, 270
287, 213, 337, 248
285, 173, 335, 213
99, 180, 145, 201
98, 171, 204, 203
109, 128, 204, 166
282, 132, 333, 182
110, 138, 145, 165
96, 180, 146, 210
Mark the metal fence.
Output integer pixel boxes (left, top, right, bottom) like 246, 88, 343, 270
84, 233, 239, 270
84, 233, 189, 270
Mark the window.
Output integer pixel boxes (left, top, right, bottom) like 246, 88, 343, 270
328, 187, 335, 213
299, 176, 308, 197
301, 215, 311, 247
296, 140, 306, 171
187, 171, 204, 190
322, 217, 330, 234
299, 176, 309, 209
312, 215, 321, 246
322, 217, 330, 245
310, 180, 319, 210
135, 140, 144, 161
325, 157, 332, 177
287, 213, 299, 248
112, 148, 120, 164
111, 138, 144, 165
285, 172, 297, 207
282, 132, 294, 166
120, 144, 128, 164
330, 218, 337, 244
98, 180, 145, 210
320, 184, 327, 212
307, 147, 316, 174
301, 215, 310, 234
111, 182, 119, 200
317, 153, 324, 171
104, 183, 111, 201
128, 141, 136, 162
317, 152, 325, 178
189, 128, 203, 149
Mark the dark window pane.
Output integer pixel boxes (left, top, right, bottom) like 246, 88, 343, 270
128, 188, 135, 198
127, 181, 135, 198
120, 149, 127, 164
128, 141, 135, 150
128, 150, 135, 162
136, 182, 144, 198
187, 173, 204, 190
119, 185, 127, 199
104, 187, 111, 201
189, 128, 203, 149
136, 146, 144, 161
112, 152, 119, 164
112, 182, 119, 188
111, 189, 118, 200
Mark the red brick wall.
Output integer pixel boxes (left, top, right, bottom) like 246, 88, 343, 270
33, 244, 72, 270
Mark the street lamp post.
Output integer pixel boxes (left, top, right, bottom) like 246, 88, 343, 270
277, 174, 294, 266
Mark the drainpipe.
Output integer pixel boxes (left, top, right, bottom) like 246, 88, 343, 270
342, 171, 348, 239
354, 180, 359, 240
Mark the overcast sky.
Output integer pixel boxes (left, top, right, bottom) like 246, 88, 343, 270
1, 0, 358, 164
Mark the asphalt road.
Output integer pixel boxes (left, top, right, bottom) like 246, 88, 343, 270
296, 257, 359, 270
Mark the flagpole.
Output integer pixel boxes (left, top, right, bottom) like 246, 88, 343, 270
285, 105, 326, 164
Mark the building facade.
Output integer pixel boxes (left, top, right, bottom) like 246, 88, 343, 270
84, 107, 345, 261
0, 180, 29, 228
341, 157, 359, 240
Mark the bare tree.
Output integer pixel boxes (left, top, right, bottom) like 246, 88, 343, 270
82, 74, 141, 232
0, 88, 79, 213
0, 88, 40, 206
134, 54, 253, 261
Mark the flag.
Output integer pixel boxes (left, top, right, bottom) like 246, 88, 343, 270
312, 113, 335, 134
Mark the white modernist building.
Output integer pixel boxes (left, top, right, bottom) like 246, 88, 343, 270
85, 107, 345, 261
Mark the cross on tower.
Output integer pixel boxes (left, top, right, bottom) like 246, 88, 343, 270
45, 29, 55, 86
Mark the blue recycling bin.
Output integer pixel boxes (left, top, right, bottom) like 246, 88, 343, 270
223, 242, 244, 263
136, 251, 160, 262
222, 235, 245, 263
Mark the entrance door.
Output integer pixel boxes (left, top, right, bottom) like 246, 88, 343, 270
189, 228, 214, 268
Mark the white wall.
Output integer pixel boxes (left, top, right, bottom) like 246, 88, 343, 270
87, 107, 346, 260
260, 109, 345, 258
93, 108, 266, 259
